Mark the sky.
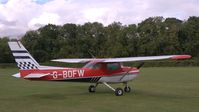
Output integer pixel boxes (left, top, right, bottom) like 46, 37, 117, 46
0, 0, 199, 38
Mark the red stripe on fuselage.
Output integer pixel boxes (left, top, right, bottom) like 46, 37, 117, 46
20, 67, 139, 81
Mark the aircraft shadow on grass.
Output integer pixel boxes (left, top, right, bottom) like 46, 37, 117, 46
25, 89, 194, 100
26, 90, 115, 100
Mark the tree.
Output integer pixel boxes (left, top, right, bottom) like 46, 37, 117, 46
179, 16, 199, 57
137, 17, 165, 56
14, 16, 199, 62
0, 37, 14, 63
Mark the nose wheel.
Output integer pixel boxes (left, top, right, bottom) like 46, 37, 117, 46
123, 82, 131, 93
124, 86, 131, 92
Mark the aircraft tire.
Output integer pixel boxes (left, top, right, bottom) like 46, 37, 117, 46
124, 86, 131, 93
115, 88, 123, 96
88, 85, 96, 93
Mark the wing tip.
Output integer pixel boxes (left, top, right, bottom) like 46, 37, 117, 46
171, 55, 192, 60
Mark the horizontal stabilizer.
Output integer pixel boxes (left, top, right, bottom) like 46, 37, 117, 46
24, 73, 48, 78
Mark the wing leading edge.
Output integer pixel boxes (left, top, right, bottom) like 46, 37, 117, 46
51, 55, 191, 63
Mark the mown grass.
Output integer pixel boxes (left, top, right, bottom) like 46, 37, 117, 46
0, 67, 198, 112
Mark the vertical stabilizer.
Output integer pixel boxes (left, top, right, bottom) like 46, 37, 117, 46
8, 41, 40, 70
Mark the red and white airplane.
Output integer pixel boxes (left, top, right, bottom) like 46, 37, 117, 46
8, 41, 191, 96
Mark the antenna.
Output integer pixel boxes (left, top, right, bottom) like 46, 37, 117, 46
88, 50, 96, 58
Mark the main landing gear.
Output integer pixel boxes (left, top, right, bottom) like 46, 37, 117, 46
88, 83, 98, 93
88, 82, 132, 96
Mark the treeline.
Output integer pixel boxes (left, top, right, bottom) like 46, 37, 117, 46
0, 16, 199, 63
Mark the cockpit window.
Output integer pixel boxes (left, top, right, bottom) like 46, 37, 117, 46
107, 63, 120, 70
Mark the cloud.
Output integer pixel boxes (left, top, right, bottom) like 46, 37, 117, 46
0, 0, 8, 4
32, 0, 53, 4
28, 12, 61, 29
0, 19, 16, 26
0, 0, 199, 38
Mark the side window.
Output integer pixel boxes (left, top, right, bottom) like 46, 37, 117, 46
92, 64, 101, 69
107, 63, 120, 71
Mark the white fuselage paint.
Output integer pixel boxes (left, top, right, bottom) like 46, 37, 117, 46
98, 73, 138, 83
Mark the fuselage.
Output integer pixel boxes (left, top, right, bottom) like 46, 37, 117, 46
20, 62, 139, 83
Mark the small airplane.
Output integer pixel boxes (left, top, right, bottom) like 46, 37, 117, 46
8, 41, 191, 96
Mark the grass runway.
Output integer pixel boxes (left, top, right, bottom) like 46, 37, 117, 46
0, 67, 199, 112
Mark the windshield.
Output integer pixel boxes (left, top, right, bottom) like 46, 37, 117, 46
83, 62, 101, 69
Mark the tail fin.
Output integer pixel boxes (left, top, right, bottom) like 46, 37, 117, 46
8, 41, 40, 70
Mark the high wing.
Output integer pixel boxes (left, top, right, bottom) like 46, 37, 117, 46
51, 55, 191, 63
52, 58, 93, 63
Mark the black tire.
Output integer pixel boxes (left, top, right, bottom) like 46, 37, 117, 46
124, 86, 131, 93
115, 88, 123, 96
88, 85, 96, 93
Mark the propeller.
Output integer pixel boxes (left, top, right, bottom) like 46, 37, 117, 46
136, 62, 145, 69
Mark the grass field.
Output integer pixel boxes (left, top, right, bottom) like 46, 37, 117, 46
0, 67, 199, 112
